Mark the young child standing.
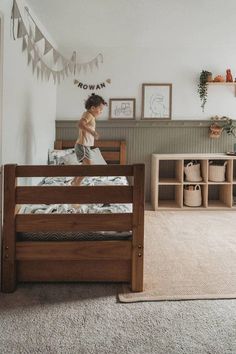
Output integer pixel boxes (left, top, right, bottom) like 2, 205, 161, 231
73, 93, 107, 186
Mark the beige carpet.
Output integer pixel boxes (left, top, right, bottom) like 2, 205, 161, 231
119, 210, 236, 302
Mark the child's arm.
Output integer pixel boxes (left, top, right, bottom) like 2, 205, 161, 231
78, 118, 99, 139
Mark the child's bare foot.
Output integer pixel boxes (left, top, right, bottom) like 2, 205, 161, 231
71, 178, 80, 186
71, 204, 80, 209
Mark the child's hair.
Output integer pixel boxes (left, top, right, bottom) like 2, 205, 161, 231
85, 93, 107, 110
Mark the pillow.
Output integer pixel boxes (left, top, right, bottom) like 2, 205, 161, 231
59, 152, 80, 165
48, 148, 75, 165
90, 148, 107, 165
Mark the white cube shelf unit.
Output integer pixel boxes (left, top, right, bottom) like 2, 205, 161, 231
151, 153, 236, 210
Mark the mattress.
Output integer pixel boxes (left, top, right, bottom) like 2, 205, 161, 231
18, 175, 132, 242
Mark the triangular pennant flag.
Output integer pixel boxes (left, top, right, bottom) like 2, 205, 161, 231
17, 19, 27, 38
27, 52, 32, 65
89, 61, 93, 72
74, 79, 79, 85
71, 51, 76, 63
34, 51, 40, 64
76, 64, 81, 74
27, 39, 34, 53
61, 57, 67, 67
40, 64, 45, 80
68, 61, 74, 74
32, 58, 37, 73
52, 71, 57, 84
57, 72, 61, 84
82, 63, 88, 74
11, 0, 21, 19
98, 53, 103, 63
40, 61, 45, 71
46, 69, 51, 81
22, 36, 27, 52
106, 78, 111, 84
65, 65, 69, 76
29, 26, 34, 40
70, 51, 77, 74
44, 39, 53, 55
53, 49, 60, 64
35, 26, 44, 43
95, 57, 99, 69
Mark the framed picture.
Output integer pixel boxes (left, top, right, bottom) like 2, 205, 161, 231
141, 83, 172, 120
109, 98, 136, 120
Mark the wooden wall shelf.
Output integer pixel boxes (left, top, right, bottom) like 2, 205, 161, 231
207, 82, 236, 96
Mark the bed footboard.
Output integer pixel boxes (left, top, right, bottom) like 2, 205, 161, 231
1, 164, 145, 293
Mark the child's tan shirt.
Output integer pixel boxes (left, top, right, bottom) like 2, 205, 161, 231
76, 112, 96, 147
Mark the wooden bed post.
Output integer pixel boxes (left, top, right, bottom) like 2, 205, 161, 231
120, 141, 126, 165
1, 164, 17, 292
54, 140, 63, 149
132, 164, 145, 292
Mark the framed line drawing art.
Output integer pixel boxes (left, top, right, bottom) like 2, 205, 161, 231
141, 83, 172, 120
109, 98, 136, 120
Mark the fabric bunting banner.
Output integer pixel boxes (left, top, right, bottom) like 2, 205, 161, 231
11, 0, 104, 84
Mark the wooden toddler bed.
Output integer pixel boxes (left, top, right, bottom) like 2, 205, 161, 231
1, 140, 145, 293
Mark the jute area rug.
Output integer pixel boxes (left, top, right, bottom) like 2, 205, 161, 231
119, 211, 236, 302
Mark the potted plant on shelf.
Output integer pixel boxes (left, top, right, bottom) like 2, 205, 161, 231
209, 115, 236, 138
198, 70, 212, 112
222, 117, 236, 137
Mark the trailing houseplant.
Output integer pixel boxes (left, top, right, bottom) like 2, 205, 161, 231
198, 70, 212, 112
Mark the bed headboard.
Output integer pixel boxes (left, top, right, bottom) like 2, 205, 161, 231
54, 140, 126, 165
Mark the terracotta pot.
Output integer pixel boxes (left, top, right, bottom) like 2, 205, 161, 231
213, 75, 225, 82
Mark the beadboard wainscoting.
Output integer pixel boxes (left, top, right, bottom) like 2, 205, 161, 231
56, 120, 235, 201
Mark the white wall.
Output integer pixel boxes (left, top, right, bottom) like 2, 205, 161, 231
56, 0, 236, 120
0, 0, 57, 165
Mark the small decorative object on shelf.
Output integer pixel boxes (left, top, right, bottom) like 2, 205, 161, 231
226, 69, 233, 82
213, 75, 225, 82
198, 70, 212, 112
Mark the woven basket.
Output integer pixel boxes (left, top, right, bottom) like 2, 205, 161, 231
208, 161, 227, 182
184, 162, 202, 182
184, 185, 202, 207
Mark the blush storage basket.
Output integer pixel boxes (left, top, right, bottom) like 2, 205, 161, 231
208, 161, 227, 182
184, 185, 202, 207
184, 162, 202, 182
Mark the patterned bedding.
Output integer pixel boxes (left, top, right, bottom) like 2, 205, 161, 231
20, 175, 132, 214
18, 175, 132, 241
